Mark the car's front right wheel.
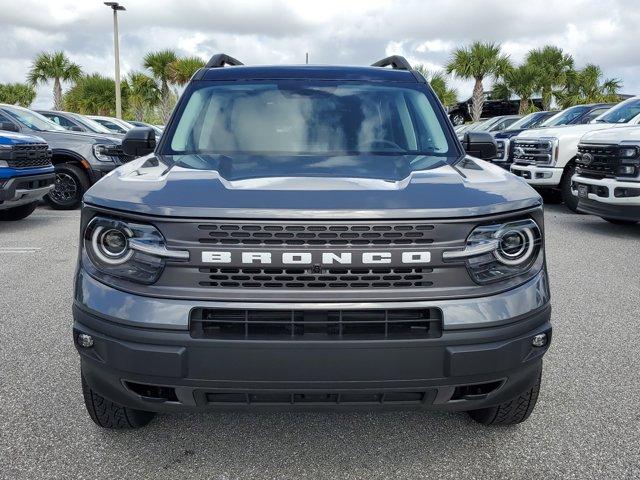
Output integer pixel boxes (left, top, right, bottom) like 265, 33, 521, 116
0, 202, 38, 221
81, 373, 156, 429
560, 164, 580, 213
467, 372, 541, 426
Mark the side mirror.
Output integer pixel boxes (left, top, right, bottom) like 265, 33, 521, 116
69, 125, 83, 132
462, 131, 497, 160
122, 127, 156, 157
0, 121, 19, 133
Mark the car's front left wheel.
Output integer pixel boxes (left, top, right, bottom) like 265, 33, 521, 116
81, 373, 156, 429
44, 163, 90, 210
0, 202, 38, 221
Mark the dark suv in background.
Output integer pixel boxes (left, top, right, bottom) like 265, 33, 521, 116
74, 54, 552, 430
448, 93, 543, 126
0, 104, 132, 209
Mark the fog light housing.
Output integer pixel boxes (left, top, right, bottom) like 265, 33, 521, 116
77, 333, 94, 348
532, 333, 547, 347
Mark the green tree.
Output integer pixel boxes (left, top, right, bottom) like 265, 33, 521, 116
414, 65, 458, 107
143, 49, 178, 122
168, 56, 206, 86
525, 46, 574, 110
127, 72, 160, 121
445, 42, 511, 122
492, 64, 539, 114
64, 73, 129, 116
557, 64, 622, 108
27, 51, 82, 110
0, 83, 37, 107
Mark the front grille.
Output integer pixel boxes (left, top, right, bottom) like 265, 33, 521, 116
102, 145, 133, 163
197, 223, 435, 246
3, 144, 52, 168
513, 139, 554, 165
576, 144, 619, 177
206, 391, 430, 405
190, 307, 443, 340
198, 266, 433, 289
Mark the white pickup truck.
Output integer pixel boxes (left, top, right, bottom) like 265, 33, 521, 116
571, 126, 640, 225
510, 97, 640, 211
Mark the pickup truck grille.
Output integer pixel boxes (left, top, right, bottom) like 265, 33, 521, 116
199, 266, 433, 289
1, 144, 52, 168
190, 307, 443, 340
576, 144, 619, 177
513, 139, 554, 165
197, 222, 435, 246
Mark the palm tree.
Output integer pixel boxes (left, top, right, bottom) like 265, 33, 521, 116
127, 72, 160, 121
557, 64, 622, 108
168, 56, 206, 86
492, 64, 538, 114
144, 49, 178, 122
27, 51, 82, 110
0, 83, 37, 107
525, 46, 574, 110
414, 65, 458, 107
445, 42, 511, 122
64, 73, 129, 116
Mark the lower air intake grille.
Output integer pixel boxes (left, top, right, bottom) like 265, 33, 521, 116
198, 267, 433, 289
206, 391, 429, 405
191, 307, 443, 340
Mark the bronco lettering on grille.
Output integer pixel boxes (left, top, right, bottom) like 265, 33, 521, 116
201, 251, 431, 265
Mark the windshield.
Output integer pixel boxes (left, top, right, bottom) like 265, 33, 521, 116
541, 106, 590, 127
507, 112, 550, 130
594, 99, 640, 124
70, 113, 113, 134
165, 82, 456, 157
3, 106, 66, 132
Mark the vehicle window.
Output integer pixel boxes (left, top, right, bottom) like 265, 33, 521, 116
541, 106, 590, 127
45, 114, 76, 129
167, 82, 455, 157
580, 107, 610, 123
594, 99, 640, 123
71, 114, 113, 134
3, 106, 66, 132
96, 120, 127, 134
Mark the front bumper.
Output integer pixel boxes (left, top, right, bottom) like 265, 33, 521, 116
74, 269, 552, 412
0, 171, 55, 209
572, 175, 640, 221
511, 164, 563, 187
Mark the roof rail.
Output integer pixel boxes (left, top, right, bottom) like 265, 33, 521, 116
371, 55, 412, 71
205, 54, 244, 68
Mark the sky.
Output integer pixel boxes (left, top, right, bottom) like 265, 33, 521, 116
1, 0, 638, 109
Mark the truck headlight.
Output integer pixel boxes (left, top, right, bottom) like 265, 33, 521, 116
92, 144, 115, 162
83, 216, 188, 284
443, 219, 542, 284
619, 147, 638, 158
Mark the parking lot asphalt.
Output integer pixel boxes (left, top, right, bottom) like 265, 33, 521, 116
0, 204, 639, 480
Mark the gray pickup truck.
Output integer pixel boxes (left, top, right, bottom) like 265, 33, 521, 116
73, 54, 552, 429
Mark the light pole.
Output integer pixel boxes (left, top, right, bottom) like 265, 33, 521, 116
104, 2, 126, 119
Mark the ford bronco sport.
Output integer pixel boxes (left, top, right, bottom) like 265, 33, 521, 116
73, 54, 552, 429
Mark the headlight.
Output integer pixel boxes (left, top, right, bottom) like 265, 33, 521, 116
443, 219, 542, 284
92, 144, 115, 162
83, 216, 188, 284
619, 146, 638, 158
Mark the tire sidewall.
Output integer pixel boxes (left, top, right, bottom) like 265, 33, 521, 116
561, 163, 580, 213
45, 164, 89, 210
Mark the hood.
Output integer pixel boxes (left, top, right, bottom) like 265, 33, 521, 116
581, 125, 640, 144
516, 123, 615, 140
84, 153, 541, 219
0, 131, 47, 145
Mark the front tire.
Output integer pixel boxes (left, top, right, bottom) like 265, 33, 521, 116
81, 373, 156, 429
468, 372, 541, 426
0, 202, 38, 221
603, 217, 638, 225
44, 163, 90, 210
450, 112, 466, 126
560, 163, 580, 213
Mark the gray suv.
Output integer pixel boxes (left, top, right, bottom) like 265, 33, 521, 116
37, 110, 121, 136
73, 54, 552, 429
0, 104, 130, 209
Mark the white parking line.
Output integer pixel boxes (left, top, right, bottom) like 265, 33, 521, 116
0, 247, 42, 254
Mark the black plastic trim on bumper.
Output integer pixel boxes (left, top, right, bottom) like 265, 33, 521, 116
0, 172, 55, 202
577, 197, 640, 222
74, 303, 551, 413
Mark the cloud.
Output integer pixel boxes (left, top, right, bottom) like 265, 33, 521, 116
0, 0, 637, 108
